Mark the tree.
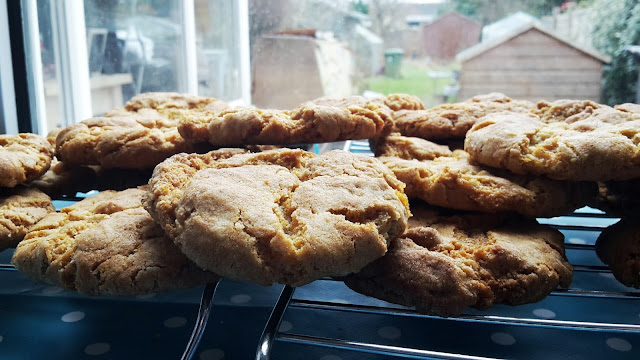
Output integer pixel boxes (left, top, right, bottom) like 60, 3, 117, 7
591, 0, 640, 105
444, 0, 581, 26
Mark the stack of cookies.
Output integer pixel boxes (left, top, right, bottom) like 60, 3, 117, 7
3, 91, 639, 318
343, 93, 640, 316
4, 92, 411, 297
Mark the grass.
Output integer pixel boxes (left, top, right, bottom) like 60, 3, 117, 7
363, 61, 460, 107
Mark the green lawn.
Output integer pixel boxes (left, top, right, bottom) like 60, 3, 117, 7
363, 62, 459, 107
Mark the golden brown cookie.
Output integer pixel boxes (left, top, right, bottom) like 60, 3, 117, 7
343, 202, 573, 317
144, 148, 410, 286
28, 158, 98, 197
178, 96, 394, 146
464, 105, 640, 181
371, 133, 452, 160
28, 159, 153, 197
46, 128, 63, 147
596, 218, 640, 288
393, 92, 535, 140
589, 180, 640, 216
0, 133, 54, 188
56, 92, 225, 169
382, 93, 425, 111
0, 187, 55, 251
12, 188, 219, 296
381, 150, 595, 217
615, 103, 640, 114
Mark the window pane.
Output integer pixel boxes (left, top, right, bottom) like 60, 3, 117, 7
194, 0, 243, 101
84, 0, 182, 105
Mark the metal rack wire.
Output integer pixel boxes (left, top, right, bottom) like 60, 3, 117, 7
245, 213, 637, 359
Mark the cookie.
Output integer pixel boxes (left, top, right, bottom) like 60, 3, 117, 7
381, 93, 425, 111
178, 96, 394, 146
464, 104, 640, 181
393, 92, 535, 140
343, 202, 573, 317
28, 158, 99, 197
29, 159, 153, 197
46, 128, 63, 147
144, 148, 410, 286
589, 180, 640, 216
596, 218, 640, 288
0, 187, 55, 251
371, 133, 452, 160
0, 133, 54, 187
381, 150, 594, 217
56, 92, 226, 169
12, 188, 219, 296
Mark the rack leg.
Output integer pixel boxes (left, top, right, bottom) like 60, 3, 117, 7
181, 280, 220, 360
255, 285, 295, 360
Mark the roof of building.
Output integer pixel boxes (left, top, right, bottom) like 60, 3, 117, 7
456, 13, 610, 63
423, 11, 480, 29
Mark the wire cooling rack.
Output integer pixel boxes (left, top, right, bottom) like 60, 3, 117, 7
0, 141, 638, 359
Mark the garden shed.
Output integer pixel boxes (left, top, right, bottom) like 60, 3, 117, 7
422, 11, 481, 61
456, 21, 610, 102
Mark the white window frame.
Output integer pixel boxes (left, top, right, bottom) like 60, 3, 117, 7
18, 0, 251, 133
0, 0, 18, 134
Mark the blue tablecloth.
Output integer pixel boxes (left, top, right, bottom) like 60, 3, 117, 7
1, 213, 639, 360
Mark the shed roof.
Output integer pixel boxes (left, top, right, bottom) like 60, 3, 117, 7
456, 15, 610, 64
424, 11, 480, 29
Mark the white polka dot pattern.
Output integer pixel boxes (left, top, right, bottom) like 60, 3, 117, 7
42, 286, 64, 295
606, 338, 632, 352
200, 348, 225, 360
491, 332, 516, 346
532, 308, 556, 319
279, 320, 293, 332
61, 311, 85, 323
84, 342, 111, 356
319, 355, 342, 360
377, 326, 402, 340
230, 294, 252, 304
164, 316, 188, 328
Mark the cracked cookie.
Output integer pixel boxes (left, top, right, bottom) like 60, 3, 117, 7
144, 148, 410, 286
0, 186, 55, 251
378, 93, 425, 111
0, 133, 54, 188
56, 92, 226, 169
343, 202, 573, 317
12, 187, 219, 296
596, 217, 640, 288
178, 95, 394, 146
371, 132, 452, 160
393, 92, 535, 140
381, 150, 594, 218
464, 103, 640, 181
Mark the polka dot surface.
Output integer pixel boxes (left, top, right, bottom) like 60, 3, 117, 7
230, 294, 252, 304
566, 237, 587, 245
319, 355, 342, 360
164, 316, 188, 328
491, 332, 516, 346
200, 348, 225, 360
606, 338, 632, 352
84, 342, 111, 356
532, 308, 556, 319
41, 286, 64, 295
61, 311, 85, 323
377, 326, 402, 340
279, 320, 293, 332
